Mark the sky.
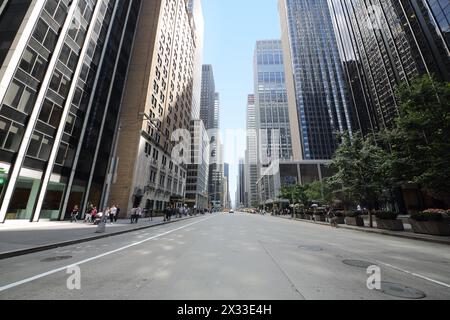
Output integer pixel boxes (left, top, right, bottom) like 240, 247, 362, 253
202, 0, 282, 206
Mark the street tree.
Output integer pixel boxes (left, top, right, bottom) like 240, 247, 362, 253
385, 75, 450, 205
328, 132, 394, 214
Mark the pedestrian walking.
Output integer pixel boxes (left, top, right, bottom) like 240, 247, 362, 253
104, 207, 111, 224
115, 206, 121, 223
135, 206, 142, 223
70, 205, 79, 223
91, 207, 98, 224
84, 206, 92, 223
164, 206, 171, 222
110, 205, 117, 224
130, 207, 136, 224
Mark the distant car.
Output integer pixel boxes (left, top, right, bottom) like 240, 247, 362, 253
229, 210, 234, 214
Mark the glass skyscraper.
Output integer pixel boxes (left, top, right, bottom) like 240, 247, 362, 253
0, 0, 141, 222
279, 0, 354, 160
328, 0, 450, 135
254, 40, 293, 166
245, 94, 258, 208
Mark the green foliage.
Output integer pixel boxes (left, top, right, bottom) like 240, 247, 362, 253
328, 132, 394, 210
279, 184, 309, 207
304, 181, 323, 202
279, 180, 336, 208
386, 75, 450, 202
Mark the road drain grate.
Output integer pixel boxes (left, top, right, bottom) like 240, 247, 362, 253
379, 282, 426, 299
41, 256, 73, 262
298, 245, 323, 252
342, 259, 374, 269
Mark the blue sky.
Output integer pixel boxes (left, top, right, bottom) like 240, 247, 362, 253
202, 0, 282, 206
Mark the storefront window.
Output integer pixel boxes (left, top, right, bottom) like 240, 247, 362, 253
40, 182, 66, 220
6, 166, 43, 220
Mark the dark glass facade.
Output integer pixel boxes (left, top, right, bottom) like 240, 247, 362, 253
0, 0, 141, 222
329, 0, 450, 135
0, 0, 33, 67
281, 0, 354, 160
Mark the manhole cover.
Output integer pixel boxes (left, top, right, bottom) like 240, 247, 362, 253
342, 259, 374, 268
41, 256, 73, 262
298, 245, 323, 252
379, 282, 426, 299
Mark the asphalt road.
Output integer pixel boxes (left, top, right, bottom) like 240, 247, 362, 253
0, 213, 449, 300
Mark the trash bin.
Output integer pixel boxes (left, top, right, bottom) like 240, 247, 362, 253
96, 222, 106, 233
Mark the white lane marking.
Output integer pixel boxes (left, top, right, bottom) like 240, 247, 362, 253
0, 216, 215, 292
375, 260, 450, 289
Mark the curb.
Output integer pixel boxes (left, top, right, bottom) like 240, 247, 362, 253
0, 215, 200, 260
273, 215, 450, 246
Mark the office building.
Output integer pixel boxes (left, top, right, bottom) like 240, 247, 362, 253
328, 0, 450, 135
279, 0, 354, 160
236, 158, 245, 208
185, 119, 209, 210
200, 65, 223, 208
254, 40, 293, 166
110, 0, 200, 214
186, 0, 204, 120
0, 0, 141, 222
245, 94, 258, 207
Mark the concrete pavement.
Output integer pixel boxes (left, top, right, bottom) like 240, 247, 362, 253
0, 213, 449, 300
0, 215, 197, 259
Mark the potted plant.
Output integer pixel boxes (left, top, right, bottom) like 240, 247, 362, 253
330, 210, 346, 224
304, 210, 314, 220
313, 210, 327, 222
375, 211, 404, 231
345, 211, 365, 227
409, 209, 450, 236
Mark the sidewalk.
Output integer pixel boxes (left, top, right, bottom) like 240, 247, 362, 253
0, 215, 200, 259
273, 215, 450, 245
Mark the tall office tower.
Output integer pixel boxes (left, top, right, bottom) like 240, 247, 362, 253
200, 64, 216, 130
279, 0, 354, 160
185, 119, 209, 210
223, 162, 231, 208
186, 0, 204, 120
0, 0, 141, 223
200, 65, 223, 207
237, 158, 245, 208
110, 0, 198, 214
328, 0, 450, 136
254, 40, 293, 168
184, 0, 206, 211
245, 94, 258, 207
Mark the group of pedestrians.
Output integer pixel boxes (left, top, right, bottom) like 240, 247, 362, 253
130, 206, 143, 224
163, 205, 191, 222
69, 204, 121, 225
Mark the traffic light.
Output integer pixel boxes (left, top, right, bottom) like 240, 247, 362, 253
0, 168, 6, 185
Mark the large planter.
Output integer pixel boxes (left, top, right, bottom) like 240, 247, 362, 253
376, 219, 404, 231
314, 214, 326, 222
333, 217, 346, 225
346, 216, 365, 227
409, 219, 450, 236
